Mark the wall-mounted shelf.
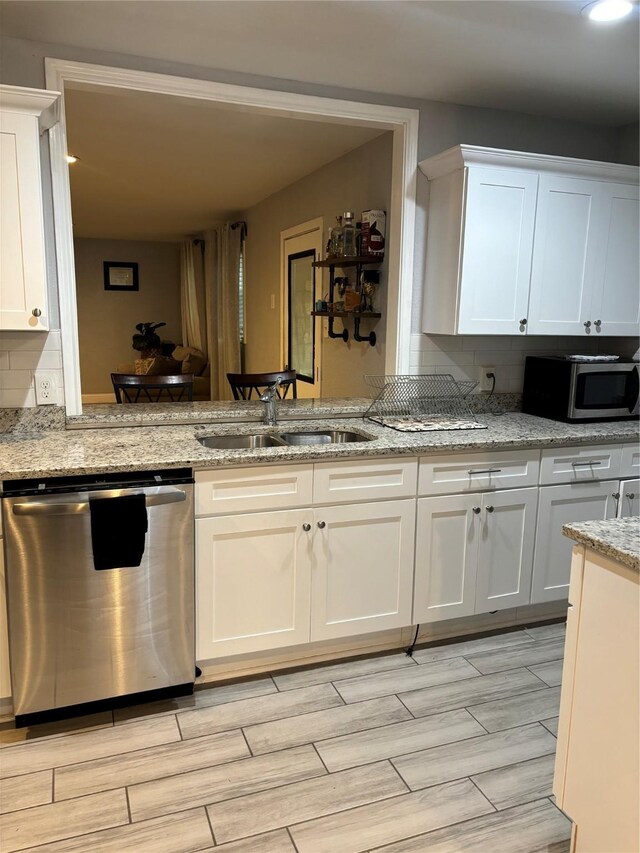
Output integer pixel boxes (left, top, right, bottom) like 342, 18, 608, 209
313, 256, 383, 346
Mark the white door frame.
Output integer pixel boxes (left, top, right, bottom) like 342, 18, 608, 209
44, 58, 419, 415
280, 217, 323, 396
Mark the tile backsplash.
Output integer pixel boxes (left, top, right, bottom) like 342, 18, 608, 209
0, 331, 64, 407
409, 334, 639, 393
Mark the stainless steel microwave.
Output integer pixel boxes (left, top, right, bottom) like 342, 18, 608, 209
522, 356, 640, 422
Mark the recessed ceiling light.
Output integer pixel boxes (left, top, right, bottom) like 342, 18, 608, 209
66, 154, 80, 164
582, 0, 633, 21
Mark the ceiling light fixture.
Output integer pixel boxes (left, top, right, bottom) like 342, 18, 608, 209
65, 154, 80, 164
582, 0, 633, 21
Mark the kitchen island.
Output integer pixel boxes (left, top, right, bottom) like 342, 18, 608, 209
554, 516, 639, 853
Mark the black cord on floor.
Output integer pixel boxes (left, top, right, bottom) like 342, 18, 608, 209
405, 624, 420, 657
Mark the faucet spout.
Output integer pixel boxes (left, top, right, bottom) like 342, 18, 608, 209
259, 378, 282, 425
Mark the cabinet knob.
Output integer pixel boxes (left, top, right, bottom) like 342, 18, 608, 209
584, 320, 591, 329
302, 523, 311, 532
472, 506, 481, 514
486, 505, 495, 513
519, 318, 527, 326
612, 493, 620, 500
32, 308, 42, 318
594, 320, 602, 328
317, 520, 326, 529
628, 493, 635, 500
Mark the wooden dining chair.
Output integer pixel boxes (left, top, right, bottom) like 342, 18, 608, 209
111, 373, 194, 403
226, 370, 298, 401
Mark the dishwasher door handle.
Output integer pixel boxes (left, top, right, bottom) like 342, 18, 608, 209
12, 489, 187, 516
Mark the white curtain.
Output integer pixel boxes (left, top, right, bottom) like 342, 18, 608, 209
204, 224, 242, 400
179, 241, 207, 357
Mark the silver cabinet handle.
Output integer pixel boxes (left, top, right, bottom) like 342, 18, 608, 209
486, 505, 495, 513
12, 489, 187, 516
571, 460, 602, 467
32, 308, 42, 317
472, 506, 481, 514
317, 521, 326, 529
584, 320, 591, 329
468, 468, 502, 475
594, 320, 602, 328
302, 523, 311, 532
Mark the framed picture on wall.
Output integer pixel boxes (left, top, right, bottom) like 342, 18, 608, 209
104, 261, 139, 291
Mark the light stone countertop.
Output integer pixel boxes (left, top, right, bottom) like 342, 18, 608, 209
0, 412, 638, 483
563, 517, 640, 573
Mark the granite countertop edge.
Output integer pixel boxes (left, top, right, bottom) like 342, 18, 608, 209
0, 413, 638, 483
563, 517, 640, 573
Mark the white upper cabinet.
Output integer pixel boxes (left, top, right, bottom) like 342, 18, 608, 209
527, 176, 602, 335
0, 85, 59, 331
457, 167, 538, 334
419, 145, 639, 336
590, 182, 640, 336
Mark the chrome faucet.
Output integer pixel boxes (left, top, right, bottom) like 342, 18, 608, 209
259, 378, 282, 426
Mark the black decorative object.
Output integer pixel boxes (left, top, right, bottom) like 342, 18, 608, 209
104, 261, 139, 291
132, 322, 166, 357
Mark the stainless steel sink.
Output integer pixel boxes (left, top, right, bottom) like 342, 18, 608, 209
198, 429, 373, 450
277, 430, 372, 445
198, 434, 285, 449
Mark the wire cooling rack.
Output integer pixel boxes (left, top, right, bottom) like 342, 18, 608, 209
364, 374, 487, 432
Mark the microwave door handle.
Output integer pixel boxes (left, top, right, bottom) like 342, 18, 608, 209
12, 489, 187, 516
625, 365, 639, 414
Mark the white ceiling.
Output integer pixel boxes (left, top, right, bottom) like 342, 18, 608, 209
64, 86, 384, 241
1, 0, 638, 126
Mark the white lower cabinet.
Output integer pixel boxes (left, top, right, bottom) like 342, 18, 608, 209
475, 488, 538, 613
531, 480, 618, 604
196, 509, 313, 659
414, 488, 537, 624
311, 499, 415, 641
196, 497, 416, 659
619, 478, 640, 517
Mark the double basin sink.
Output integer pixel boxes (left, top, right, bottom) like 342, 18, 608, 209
198, 429, 372, 450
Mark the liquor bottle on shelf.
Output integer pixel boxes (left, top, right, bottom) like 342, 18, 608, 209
329, 216, 344, 257
342, 211, 356, 256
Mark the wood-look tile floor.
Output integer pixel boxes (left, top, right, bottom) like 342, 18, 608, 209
0, 622, 569, 853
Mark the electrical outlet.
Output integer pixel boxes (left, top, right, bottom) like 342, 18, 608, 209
34, 371, 59, 405
479, 366, 496, 393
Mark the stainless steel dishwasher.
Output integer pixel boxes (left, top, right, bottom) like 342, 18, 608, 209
2, 468, 195, 726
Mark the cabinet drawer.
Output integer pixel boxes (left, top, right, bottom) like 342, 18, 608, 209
313, 457, 417, 505
195, 464, 313, 516
539, 445, 621, 486
418, 450, 540, 496
621, 443, 640, 479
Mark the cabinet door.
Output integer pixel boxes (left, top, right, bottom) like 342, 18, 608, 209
531, 480, 618, 604
590, 182, 640, 337
196, 509, 312, 659
311, 500, 415, 641
528, 175, 602, 335
476, 488, 537, 613
457, 166, 538, 334
414, 494, 479, 624
0, 111, 49, 330
619, 478, 640, 518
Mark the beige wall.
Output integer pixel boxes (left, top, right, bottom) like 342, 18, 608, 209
243, 132, 392, 398
74, 238, 181, 394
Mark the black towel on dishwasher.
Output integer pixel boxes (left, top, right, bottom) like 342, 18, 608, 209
89, 493, 149, 570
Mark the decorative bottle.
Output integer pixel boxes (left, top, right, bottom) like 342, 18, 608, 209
330, 216, 344, 257
342, 211, 356, 257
